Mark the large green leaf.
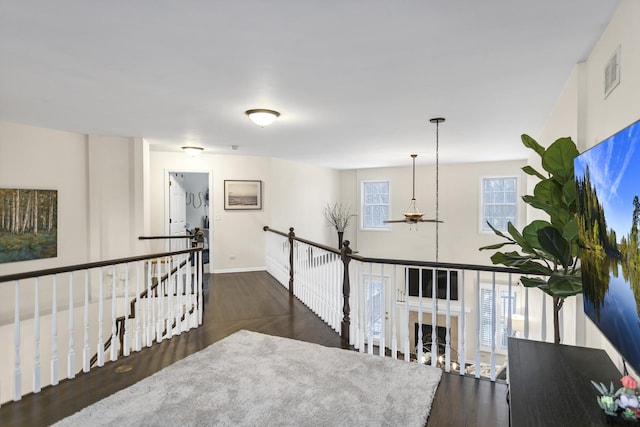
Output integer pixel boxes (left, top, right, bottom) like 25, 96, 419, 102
522, 220, 553, 252
562, 179, 577, 210
547, 273, 582, 297
522, 195, 568, 227
522, 165, 546, 180
541, 137, 579, 183
520, 276, 549, 289
479, 241, 515, 251
562, 218, 579, 243
507, 222, 535, 253
521, 134, 545, 157
534, 179, 564, 206
537, 226, 572, 269
490, 252, 552, 275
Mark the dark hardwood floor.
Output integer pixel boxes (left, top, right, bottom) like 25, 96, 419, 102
0, 271, 509, 426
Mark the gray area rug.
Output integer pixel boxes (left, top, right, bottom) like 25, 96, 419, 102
54, 330, 442, 426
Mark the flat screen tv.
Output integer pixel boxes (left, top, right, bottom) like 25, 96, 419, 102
575, 119, 640, 373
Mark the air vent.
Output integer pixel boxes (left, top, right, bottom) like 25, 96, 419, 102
604, 45, 621, 99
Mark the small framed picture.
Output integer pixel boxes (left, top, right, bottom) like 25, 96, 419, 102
224, 180, 262, 210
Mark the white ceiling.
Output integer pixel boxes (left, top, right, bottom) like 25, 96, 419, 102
0, 1, 621, 169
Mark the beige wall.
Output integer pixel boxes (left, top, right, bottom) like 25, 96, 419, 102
536, 0, 640, 374
148, 151, 342, 273
340, 159, 527, 266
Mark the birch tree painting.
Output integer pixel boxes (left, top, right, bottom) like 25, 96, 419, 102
0, 188, 57, 263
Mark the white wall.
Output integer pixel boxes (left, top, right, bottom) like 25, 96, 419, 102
269, 157, 341, 247
537, 0, 640, 374
0, 122, 89, 274
148, 152, 341, 272
0, 122, 148, 276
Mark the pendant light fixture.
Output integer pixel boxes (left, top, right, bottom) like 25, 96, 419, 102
385, 117, 445, 225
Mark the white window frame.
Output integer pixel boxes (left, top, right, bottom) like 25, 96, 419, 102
480, 175, 518, 233
362, 273, 389, 341
361, 180, 390, 231
479, 283, 519, 353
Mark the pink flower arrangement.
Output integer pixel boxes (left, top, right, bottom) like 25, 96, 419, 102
592, 375, 640, 422
622, 375, 638, 391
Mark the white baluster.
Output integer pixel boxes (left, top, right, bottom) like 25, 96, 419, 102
123, 263, 130, 356
13, 280, 22, 401
185, 253, 193, 331
417, 269, 423, 364
97, 268, 104, 367
51, 275, 59, 386
379, 264, 385, 357
176, 256, 184, 334
367, 263, 373, 355
474, 271, 481, 378
147, 259, 153, 347
33, 278, 41, 393
524, 287, 530, 339
391, 265, 397, 359
404, 267, 410, 362
65, 274, 76, 380
445, 270, 451, 372
198, 250, 203, 326
135, 261, 142, 351
359, 261, 365, 353
156, 258, 164, 342
490, 272, 496, 381
458, 270, 466, 376
431, 269, 437, 368
541, 292, 547, 342
110, 265, 118, 361
167, 257, 174, 338
83, 270, 90, 373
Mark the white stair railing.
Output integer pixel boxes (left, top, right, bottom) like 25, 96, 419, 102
264, 226, 556, 383
0, 245, 203, 405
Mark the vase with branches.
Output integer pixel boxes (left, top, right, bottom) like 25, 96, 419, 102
324, 203, 356, 248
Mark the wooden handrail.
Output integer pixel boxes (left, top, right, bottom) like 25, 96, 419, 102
0, 247, 200, 283
138, 235, 195, 240
263, 225, 529, 275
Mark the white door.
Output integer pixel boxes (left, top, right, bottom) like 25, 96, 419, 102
169, 172, 187, 249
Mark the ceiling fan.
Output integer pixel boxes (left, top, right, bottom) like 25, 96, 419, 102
384, 117, 445, 224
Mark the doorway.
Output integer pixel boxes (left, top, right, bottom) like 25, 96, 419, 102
166, 171, 211, 270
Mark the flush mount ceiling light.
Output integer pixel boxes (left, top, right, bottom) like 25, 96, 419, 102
181, 146, 204, 156
245, 109, 280, 127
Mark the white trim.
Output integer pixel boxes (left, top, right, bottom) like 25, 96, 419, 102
213, 266, 267, 274
478, 175, 519, 234
360, 179, 391, 231
398, 299, 471, 315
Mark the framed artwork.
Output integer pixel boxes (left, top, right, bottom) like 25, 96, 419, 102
224, 180, 262, 210
0, 188, 58, 264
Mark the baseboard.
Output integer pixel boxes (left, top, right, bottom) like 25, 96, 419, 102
212, 266, 267, 274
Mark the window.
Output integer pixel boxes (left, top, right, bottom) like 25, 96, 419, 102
480, 286, 518, 349
364, 275, 385, 338
361, 181, 390, 229
407, 268, 458, 300
481, 177, 517, 232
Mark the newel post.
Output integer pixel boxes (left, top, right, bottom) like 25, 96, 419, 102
340, 240, 352, 345
288, 227, 295, 296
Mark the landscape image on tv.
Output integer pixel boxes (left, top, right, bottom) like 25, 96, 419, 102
575, 119, 640, 373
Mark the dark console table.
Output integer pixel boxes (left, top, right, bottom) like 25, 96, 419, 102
508, 337, 622, 426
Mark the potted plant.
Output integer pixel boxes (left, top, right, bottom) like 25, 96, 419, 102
324, 203, 356, 248
480, 134, 582, 344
